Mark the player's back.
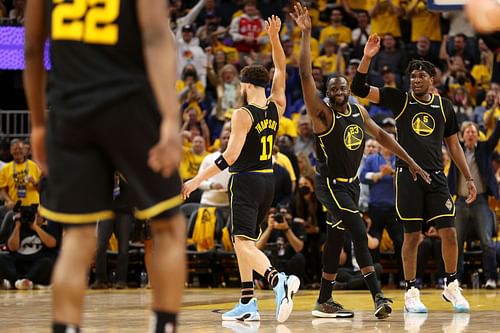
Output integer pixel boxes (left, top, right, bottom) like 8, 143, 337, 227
229, 101, 280, 174
47, 0, 151, 115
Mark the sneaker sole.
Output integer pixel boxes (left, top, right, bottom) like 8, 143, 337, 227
222, 312, 261, 321
404, 305, 428, 313
311, 310, 354, 318
375, 303, 392, 320
277, 276, 300, 323
441, 294, 470, 313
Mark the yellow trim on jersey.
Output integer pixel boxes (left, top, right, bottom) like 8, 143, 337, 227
317, 109, 336, 138
240, 107, 254, 123
411, 91, 435, 105
355, 104, 365, 121
230, 168, 273, 174
394, 93, 409, 121
134, 195, 183, 220
39, 205, 114, 224
438, 95, 447, 123
339, 103, 353, 117
248, 102, 268, 110
326, 219, 345, 230
395, 169, 424, 221
326, 177, 359, 214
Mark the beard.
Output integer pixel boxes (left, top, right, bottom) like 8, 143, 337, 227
329, 95, 348, 107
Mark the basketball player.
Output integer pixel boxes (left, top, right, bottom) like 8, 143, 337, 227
465, 0, 500, 33
24, 1, 184, 332
291, 3, 430, 320
351, 34, 477, 313
183, 16, 300, 323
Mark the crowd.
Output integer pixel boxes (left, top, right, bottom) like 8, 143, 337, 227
0, 0, 500, 291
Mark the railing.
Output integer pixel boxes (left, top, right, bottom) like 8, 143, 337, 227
0, 110, 30, 139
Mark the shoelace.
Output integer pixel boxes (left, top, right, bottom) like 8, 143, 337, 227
327, 300, 345, 309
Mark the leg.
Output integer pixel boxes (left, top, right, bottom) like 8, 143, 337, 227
416, 238, 432, 284
149, 213, 186, 313
93, 220, 114, 284
454, 199, 470, 280
385, 209, 404, 283
52, 225, 97, 325
0, 253, 18, 286
402, 229, 422, 281
27, 256, 55, 286
472, 199, 498, 283
115, 213, 133, 285
437, 226, 458, 277
143, 238, 154, 288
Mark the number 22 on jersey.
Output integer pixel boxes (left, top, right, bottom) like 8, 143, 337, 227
52, 0, 120, 45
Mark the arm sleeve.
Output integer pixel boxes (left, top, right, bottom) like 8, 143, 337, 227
378, 87, 408, 118
442, 98, 460, 137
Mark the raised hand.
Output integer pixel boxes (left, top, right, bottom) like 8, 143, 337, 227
265, 15, 282, 37
289, 2, 311, 32
364, 34, 381, 58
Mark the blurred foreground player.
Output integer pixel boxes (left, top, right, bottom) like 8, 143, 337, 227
24, 1, 185, 332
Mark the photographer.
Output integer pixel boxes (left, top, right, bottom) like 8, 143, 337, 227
0, 204, 57, 290
256, 205, 307, 284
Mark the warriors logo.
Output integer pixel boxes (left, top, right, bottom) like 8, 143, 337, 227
344, 124, 364, 151
411, 112, 435, 136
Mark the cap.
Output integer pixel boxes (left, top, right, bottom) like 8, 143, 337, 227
182, 24, 193, 32
382, 117, 396, 127
381, 65, 393, 74
349, 58, 360, 66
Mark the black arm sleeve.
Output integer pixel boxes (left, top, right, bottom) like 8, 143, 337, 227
351, 71, 371, 98
378, 87, 408, 118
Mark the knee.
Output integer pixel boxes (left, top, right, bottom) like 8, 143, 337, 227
403, 232, 421, 247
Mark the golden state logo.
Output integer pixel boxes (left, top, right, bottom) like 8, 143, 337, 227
344, 124, 364, 151
411, 112, 435, 136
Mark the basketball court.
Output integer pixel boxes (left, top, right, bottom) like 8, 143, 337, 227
1, 288, 498, 332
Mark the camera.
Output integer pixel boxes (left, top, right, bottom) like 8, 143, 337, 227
13, 201, 38, 225
273, 212, 284, 223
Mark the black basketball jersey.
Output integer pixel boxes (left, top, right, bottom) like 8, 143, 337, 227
229, 102, 280, 173
314, 103, 366, 179
47, 0, 153, 115
392, 92, 459, 170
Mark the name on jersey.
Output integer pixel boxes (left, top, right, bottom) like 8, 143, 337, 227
255, 119, 278, 134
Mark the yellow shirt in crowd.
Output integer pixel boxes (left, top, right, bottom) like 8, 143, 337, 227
408, 0, 441, 42
0, 160, 42, 205
277, 117, 298, 138
275, 152, 296, 183
319, 25, 352, 45
368, 0, 401, 37
180, 147, 209, 181
313, 54, 346, 76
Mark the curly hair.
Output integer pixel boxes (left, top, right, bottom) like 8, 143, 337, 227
240, 64, 269, 88
406, 59, 436, 78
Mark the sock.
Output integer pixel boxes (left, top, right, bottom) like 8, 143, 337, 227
152, 310, 177, 333
363, 271, 381, 300
405, 279, 416, 291
317, 277, 335, 304
264, 267, 279, 288
240, 281, 254, 304
445, 272, 457, 286
53, 323, 80, 333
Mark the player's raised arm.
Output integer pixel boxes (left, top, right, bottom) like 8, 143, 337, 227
137, 0, 181, 177
291, 2, 332, 134
266, 15, 286, 116
351, 34, 383, 103
24, 0, 48, 174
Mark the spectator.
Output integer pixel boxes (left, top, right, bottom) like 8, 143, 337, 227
174, 0, 206, 46
229, 1, 268, 61
296, 152, 315, 179
440, 34, 477, 70
292, 175, 326, 284
0, 212, 57, 290
198, 129, 231, 220
360, 136, 404, 286
371, 33, 407, 78
369, 0, 402, 38
448, 121, 500, 289
90, 174, 134, 290
313, 38, 347, 76
272, 150, 293, 208
408, 35, 440, 68
319, 7, 352, 46
206, 60, 241, 122
8, 0, 24, 25
416, 224, 445, 289
474, 89, 496, 131
0, 139, 42, 209
406, 0, 441, 44
181, 107, 210, 148
274, 144, 297, 192
196, 13, 227, 49
180, 135, 209, 182
256, 205, 307, 284
381, 65, 398, 88
358, 138, 380, 213
177, 25, 208, 85
450, 87, 475, 127
351, 10, 371, 59
294, 115, 315, 159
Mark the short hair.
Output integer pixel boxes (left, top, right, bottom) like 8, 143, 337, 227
327, 73, 350, 85
240, 64, 269, 88
460, 121, 479, 135
10, 138, 23, 148
406, 60, 436, 78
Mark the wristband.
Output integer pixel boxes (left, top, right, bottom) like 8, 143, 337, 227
215, 155, 229, 171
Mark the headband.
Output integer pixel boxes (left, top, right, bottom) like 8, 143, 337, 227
240, 75, 267, 88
